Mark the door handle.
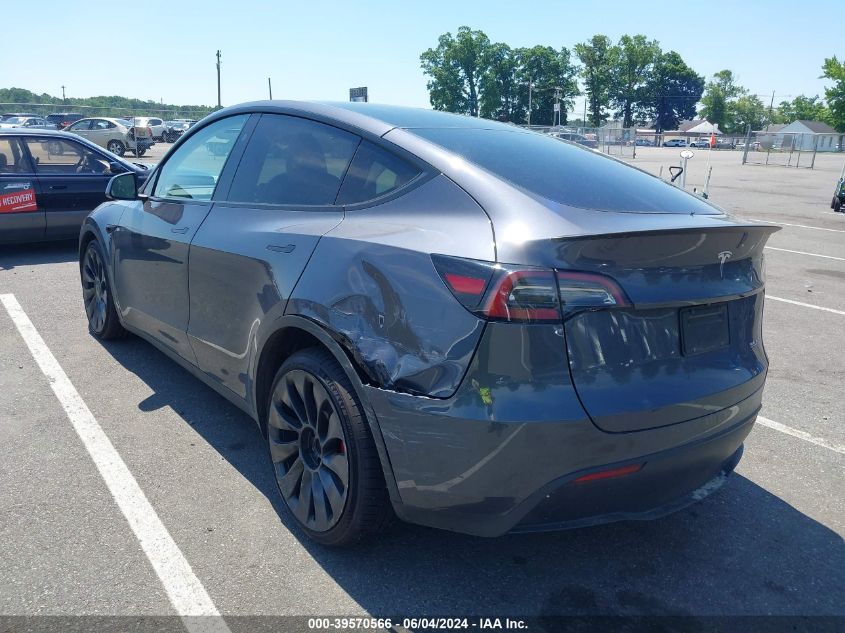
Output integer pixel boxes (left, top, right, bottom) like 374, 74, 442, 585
171, 226, 190, 234
50, 185, 68, 190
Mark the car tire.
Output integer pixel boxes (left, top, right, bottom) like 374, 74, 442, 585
136, 149, 147, 157
81, 240, 127, 340
107, 140, 125, 156
266, 348, 392, 546
834, 197, 842, 213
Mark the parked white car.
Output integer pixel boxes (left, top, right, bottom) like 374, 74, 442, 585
132, 117, 167, 142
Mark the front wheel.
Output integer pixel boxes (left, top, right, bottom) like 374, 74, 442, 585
266, 349, 392, 546
834, 197, 842, 213
81, 240, 126, 340
136, 148, 147, 157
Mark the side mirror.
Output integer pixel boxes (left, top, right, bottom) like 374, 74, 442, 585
108, 162, 126, 175
106, 172, 138, 200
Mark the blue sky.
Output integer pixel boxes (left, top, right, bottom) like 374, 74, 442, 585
2, 0, 837, 115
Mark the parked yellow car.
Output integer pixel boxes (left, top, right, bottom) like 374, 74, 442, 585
63, 117, 153, 157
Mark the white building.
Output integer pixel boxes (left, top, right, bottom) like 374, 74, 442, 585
763, 120, 841, 152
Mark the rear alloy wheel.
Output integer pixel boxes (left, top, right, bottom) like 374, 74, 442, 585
107, 140, 125, 156
267, 349, 391, 545
81, 240, 126, 340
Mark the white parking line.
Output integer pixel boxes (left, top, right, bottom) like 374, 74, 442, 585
746, 218, 845, 234
767, 295, 845, 316
0, 294, 230, 633
765, 246, 845, 262
757, 416, 845, 455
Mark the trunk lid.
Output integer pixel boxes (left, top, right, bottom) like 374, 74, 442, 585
556, 224, 778, 433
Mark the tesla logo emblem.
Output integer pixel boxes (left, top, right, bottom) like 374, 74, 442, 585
717, 251, 733, 278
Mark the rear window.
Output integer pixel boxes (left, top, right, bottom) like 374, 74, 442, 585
411, 128, 718, 214
336, 141, 420, 205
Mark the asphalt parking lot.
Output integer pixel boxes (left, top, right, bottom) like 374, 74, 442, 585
1, 144, 843, 630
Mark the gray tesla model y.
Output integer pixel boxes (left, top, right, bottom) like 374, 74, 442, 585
79, 101, 778, 545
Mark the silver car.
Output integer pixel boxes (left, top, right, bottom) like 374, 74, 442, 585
0, 116, 54, 130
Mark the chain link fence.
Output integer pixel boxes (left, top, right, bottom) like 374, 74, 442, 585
741, 131, 844, 169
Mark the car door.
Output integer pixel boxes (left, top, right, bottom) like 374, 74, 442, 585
66, 119, 93, 141
22, 136, 116, 239
86, 119, 111, 147
0, 136, 45, 243
112, 114, 250, 364
186, 113, 360, 398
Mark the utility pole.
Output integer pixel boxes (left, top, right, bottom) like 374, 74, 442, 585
268, 77, 273, 100
61, 85, 66, 103
521, 80, 534, 126
767, 89, 775, 127
552, 87, 563, 127
216, 50, 222, 108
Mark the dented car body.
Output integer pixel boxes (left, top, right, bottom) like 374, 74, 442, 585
80, 101, 779, 537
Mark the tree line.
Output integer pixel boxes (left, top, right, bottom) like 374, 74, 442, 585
0, 87, 216, 119
421, 28, 845, 134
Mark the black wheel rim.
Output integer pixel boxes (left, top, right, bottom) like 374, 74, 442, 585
81, 246, 108, 333
268, 369, 350, 532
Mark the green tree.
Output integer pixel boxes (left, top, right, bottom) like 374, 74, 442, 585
775, 95, 830, 124
609, 35, 661, 127
638, 50, 704, 132
699, 70, 745, 131
420, 27, 491, 116
574, 34, 613, 127
821, 56, 845, 132
517, 45, 580, 125
0, 86, 214, 119
728, 94, 767, 134
479, 42, 520, 121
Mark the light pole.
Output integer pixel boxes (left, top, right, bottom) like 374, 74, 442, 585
216, 50, 222, 108
61, 85, 66, 103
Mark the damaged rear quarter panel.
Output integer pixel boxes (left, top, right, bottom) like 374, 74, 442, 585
286, 174, 495, 398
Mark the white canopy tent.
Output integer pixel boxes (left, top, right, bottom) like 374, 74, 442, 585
685, 121, 722, 135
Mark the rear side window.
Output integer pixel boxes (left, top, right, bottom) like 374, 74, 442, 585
0, 138, 32, 173
412, 128, 719, 215
227, 114, 360, 206
68, 120, 92, 131
153, 114, 248, 201
336, 141, 420, 205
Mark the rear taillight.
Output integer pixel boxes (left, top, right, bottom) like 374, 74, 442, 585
556, 270, 628, 315
433, 255, 630, 323
147, 127, 153, 137
482, 269, 560, 322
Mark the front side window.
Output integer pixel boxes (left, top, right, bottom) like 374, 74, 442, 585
336, 141, 421, 205
23, 138, 110, 174
153, 114, 248, 201
227, 114, 360, 206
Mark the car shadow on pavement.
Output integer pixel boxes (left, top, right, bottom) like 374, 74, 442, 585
0, 241, 78, 270
100, 335, 845, 621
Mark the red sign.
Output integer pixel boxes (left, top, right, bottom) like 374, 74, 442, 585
0, 185, 38, 213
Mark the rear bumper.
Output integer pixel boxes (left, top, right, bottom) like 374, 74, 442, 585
366, 318, 763, 537
512, 423, 748, 532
